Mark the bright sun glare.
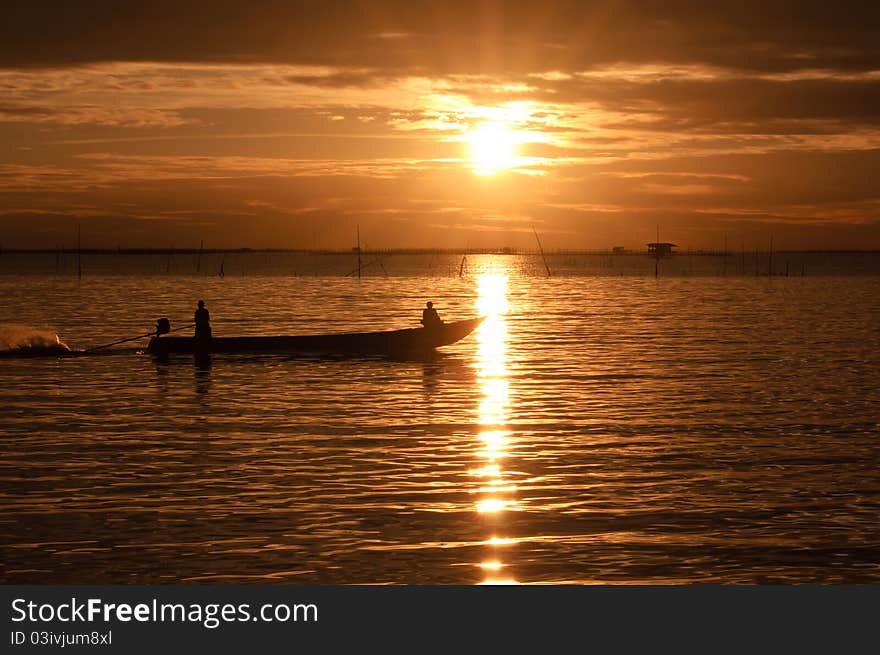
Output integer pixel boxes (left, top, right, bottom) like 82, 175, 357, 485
468, 123, 519, 175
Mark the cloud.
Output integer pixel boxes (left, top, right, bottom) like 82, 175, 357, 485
1, 2, 879, 248
0, 104, 188, 127
2, 1, 878, 74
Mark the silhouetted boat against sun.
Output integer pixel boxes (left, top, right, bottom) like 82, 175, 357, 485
145, 317, 485, 357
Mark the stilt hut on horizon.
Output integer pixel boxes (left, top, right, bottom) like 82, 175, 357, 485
647, 242, 678, 257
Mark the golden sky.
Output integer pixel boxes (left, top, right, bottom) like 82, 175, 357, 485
1, 1, 879, 249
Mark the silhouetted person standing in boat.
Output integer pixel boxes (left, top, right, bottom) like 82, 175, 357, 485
194, 300, 212, 340
421, 301, 443, 328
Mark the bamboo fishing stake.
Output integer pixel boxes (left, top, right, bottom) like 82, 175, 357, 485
723, 236, 727, 276
533, 227, 551, 277
654, 225, 660, 278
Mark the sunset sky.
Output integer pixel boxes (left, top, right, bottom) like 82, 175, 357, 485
2, 1, 879, 250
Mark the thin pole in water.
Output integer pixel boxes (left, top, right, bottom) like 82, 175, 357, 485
722, 236, 727, 276
77, 224, 82, 279
768, 235, 773, 277
357, 225, 362, 280
533, 227, 551, 277
654, 225, 660, 278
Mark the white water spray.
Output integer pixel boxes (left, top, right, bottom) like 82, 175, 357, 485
0, 324, 71, 354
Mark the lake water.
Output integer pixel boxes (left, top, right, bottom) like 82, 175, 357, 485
1, 253, 879, 583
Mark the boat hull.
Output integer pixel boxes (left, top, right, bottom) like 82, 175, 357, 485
146, 317, 484, 356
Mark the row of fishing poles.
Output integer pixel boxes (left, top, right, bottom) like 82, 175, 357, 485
49, 224, 552, 280
349, 225, 552, 279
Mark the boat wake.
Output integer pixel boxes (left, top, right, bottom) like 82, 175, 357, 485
0, 324, 72, 357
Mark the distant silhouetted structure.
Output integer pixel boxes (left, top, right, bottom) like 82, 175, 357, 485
647, 242, 678, 257
648, 242, 677, 277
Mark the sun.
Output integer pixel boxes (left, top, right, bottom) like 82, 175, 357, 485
467, 122, 519, 175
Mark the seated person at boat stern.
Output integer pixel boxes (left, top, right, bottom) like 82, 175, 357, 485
421, 301, 443, 328
194, 300, 212, 339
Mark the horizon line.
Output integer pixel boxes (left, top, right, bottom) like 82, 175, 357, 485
2, 247, 880, 256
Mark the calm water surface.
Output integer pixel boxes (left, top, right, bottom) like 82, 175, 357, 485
1, 255, 879, 583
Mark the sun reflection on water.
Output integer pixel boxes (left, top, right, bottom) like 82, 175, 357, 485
472, 270, 520, 585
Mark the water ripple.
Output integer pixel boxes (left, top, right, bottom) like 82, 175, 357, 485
2, 259, 879, 583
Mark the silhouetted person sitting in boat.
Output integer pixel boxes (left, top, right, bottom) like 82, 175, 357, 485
194, 300, 212, 340
421, 301, 443, 329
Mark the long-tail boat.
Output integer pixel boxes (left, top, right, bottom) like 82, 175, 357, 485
145, 317, 484, 357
